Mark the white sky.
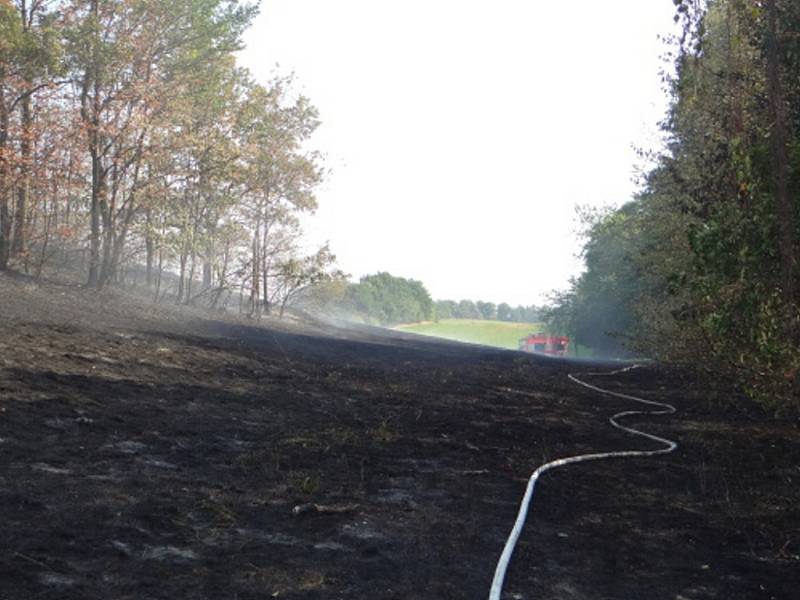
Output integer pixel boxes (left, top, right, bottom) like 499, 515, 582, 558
239, 1, 678, 306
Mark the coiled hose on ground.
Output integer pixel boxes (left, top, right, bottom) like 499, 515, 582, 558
488, 365, 678, 600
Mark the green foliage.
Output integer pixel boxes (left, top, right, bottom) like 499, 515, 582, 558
0, 5, 22, 59
476, 300, 497, 321
455, 299, 480, 319
434, 298, 541, 322
342, 272, 434, 326
434, 299, 456, 321
0, 2, 62, 77
496, 302, 513, 321
274, 243, 343, 317
546, 0, 800, 410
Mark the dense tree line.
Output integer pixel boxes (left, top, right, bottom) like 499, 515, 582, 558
0, 0, 337, 316
546, 0, 799, 408
319, 274, 542, 327
333, 272, 434, 326
434, 299, 542, 323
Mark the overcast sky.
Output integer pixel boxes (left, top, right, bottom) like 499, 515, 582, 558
239, 1, 679, 306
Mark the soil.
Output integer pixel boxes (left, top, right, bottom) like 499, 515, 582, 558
1, 272, 798, 600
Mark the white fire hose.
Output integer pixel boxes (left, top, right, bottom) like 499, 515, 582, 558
488, 365, 678, 600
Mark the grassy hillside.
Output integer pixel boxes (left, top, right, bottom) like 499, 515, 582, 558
395, 319, 542, 350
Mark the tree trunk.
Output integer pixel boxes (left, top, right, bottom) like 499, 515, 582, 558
98, 186, 114, 288
177, 245, 188, 303
186, 251, 196, 303
35, 181, 57, 279
11, 94, 31, 256
108, 219, 131, 288
154, 247, 163, 303
145, 209, 154, 286
11, 1, 30, 258
251, 217, 260, 316
86, 0, 103, 289
203, 259, 212, 288
766, 0, 796, 303
261, 219, 271, 315
105, 163, 142, 289
211, 239, 230, 310
0, 187, 9, 271
88, 149, 103, 287
105, 131, 146, 288
203, 225, 215, 288
0, 73, 10, 271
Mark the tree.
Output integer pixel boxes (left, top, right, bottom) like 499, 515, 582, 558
237, 76, 323, 316
544, 0, 800, 407
496, 302, 513, 321
765, 0, 795, 304
455, 299, 480, 319
0, 2, 23, 270
66, 0, 257, 288
0, 0, 61, 270
9, 1, 61, 260
342, 272, 434, 326
476, 300, 497, 320
273, 243, 342, 318
435, 299, 456, 321
0, 0, 344, 339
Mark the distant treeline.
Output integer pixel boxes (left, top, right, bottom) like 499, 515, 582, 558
434, 300, 542, 323
313, 271, 542, 327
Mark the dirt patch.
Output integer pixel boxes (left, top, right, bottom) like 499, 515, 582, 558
1, 273, 798, 599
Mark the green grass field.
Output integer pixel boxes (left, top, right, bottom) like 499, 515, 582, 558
395, 319, 543, 350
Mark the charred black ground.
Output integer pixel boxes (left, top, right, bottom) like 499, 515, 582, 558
1, 272, 798, 600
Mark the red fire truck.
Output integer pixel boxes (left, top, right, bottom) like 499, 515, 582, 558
518, 334, 570, 357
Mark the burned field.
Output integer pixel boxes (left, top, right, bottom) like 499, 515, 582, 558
1, 275, 798, 599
